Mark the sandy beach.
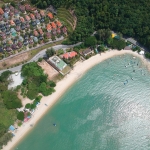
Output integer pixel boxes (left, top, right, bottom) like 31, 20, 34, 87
2, 49, 149, 150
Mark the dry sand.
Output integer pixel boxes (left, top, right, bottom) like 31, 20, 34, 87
2, 50, 149, 150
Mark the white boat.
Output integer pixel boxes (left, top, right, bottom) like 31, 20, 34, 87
15, 72, 19, 76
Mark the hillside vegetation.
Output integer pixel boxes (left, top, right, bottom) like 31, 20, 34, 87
30, 0, 150, 49
57, 8, 76, 34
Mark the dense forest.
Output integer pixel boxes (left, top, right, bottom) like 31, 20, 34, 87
0, 71, 21, 148
31, 0, 150, 50
21, 62, 56, 100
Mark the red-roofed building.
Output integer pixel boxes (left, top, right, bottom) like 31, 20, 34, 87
20, 17, 25, 23
25, 4, 31, 11
0, 15, 3, 21
30, 7, 36, 11
9, 6, 14, 12
40, 10, 45, 17
38, 28, 43, 35
51, 22, 56, 29
57, 28, 61, 34
46, 24, 52, 32
62, 51, 77, 59
17, 42, 22, 48
0, 8, 4, 15
25, 15, 30, 21
56, 21, 62, 27
30, 13, 35, 20
47, 12, 53, 19
10, 20, 15, 26
62, 26, 67, 33
34, 30, 39, 36
46, 32, 51, 39
35, 12, 41, 19
19, 5, 25, 13
9, 11, 14, 17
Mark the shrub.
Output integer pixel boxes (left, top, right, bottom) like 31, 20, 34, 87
2, 91, 22, 109
35, 95, 42, 102
17, 111, 24, 121
48, 81, 56, 87
38, 58, 43, 62
25, 103, 31, 109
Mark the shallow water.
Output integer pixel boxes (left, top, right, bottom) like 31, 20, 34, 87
14, 54, 150, 150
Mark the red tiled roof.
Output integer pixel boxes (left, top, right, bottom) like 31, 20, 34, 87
46, 24, 52, 31
40, 10, 45, 16
38, 28, 43, 35
10, 6, 14, 11
10, 20, 15, 26
31, 7, 36, 11
56, 21, 62, 27
30, 13, 35, 20
57, 28, 61, 34
25, 4, 31, 11
19, 5, 25, 12
46, 32, 51, 38
62, 26, 67, 33
34, 30, 39, 36
20, 17, 25, 22
35, 12, 41, 19
63, 51, 77, 59
0, 15, 3, 21
47, 12, 53, 19
0, 8, 4, 15
17, 42, 22, 48
51, 22, 56, 29
9, 11, 13, 16
25, 15, 30, 21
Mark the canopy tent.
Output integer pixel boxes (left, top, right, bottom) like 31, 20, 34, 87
9, 125, 15, 131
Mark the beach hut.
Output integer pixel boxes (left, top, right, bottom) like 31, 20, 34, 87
9, 125, 15, 131
139, 50, 144, 55
111, 33, 116, 38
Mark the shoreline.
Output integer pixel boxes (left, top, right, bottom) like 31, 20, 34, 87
2, 49, 148, 150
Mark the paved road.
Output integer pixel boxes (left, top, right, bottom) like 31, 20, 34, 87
0, 42, 82, 74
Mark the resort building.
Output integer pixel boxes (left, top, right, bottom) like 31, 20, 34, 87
40, 10, 45, 17
47, 24, 52, 32
82, 48, 94, 57
30, 13, 35, 20
48, 56, 71, 75
56, 21, 62, 27
25, 15, 31, 21
62, 51, 77, 59
0, 8, 4, 15
127, 38, 138, 46
48, 56, 67, 71
47, 12, 53, 19
51, 22, 56, 29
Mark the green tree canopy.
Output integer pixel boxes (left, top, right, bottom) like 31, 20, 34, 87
84, 36, 97, 47
2, 91, 22, 109
17, 112, 24, 121
46, 48, 56, 58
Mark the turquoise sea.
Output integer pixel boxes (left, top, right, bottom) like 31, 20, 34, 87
14, 54, 150, 150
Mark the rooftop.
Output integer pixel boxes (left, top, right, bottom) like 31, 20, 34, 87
63, 51, 77, 59
127, 38, 137, 45
49, 56, 67, 71
47, 12, 53, 19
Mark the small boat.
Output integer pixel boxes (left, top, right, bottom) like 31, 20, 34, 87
53, 123, 56, 127
15, 72, 19, 76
